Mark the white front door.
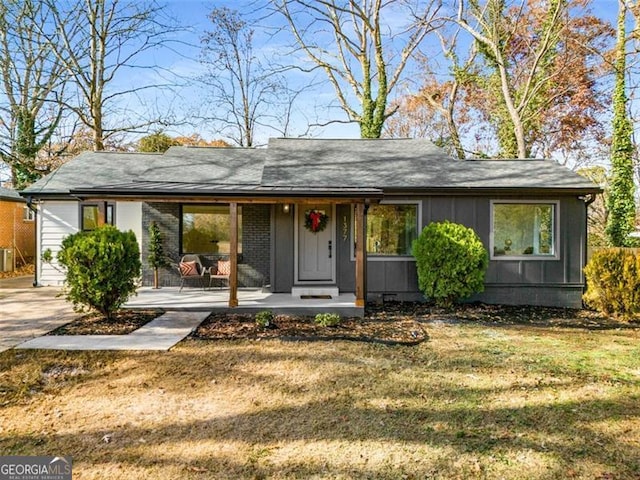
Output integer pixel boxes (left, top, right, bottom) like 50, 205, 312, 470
297, 204, 335, 282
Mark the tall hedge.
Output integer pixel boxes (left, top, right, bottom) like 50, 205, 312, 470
412, 221, 488, 307
583, 248, 640, 318
57, 225, 141, 319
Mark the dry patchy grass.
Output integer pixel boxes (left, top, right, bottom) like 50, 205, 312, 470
1, 322, 640, 479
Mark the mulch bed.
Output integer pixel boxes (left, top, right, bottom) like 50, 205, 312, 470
193, 312, 429, 345
48, 309, 164, 335
193, 302, 640, 345
46, 302, 639, 341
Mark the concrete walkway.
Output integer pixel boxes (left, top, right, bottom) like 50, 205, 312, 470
16, 311, 209, 351
0, 286, 77, 352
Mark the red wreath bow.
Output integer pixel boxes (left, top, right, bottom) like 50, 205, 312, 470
309, 211, 323, 231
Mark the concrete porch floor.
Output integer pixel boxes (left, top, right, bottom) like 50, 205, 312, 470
125, 287, 365, 317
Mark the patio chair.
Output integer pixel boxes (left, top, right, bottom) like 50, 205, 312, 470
209, 259, 230, 289
178, 254, 206, 292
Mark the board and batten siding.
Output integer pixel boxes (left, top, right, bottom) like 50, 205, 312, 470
334, 195, 587, 308
38, 201, 79, 286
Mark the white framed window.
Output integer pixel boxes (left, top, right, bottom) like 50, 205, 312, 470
490, 200, 559, 260
23, 206, 35, 221
353, 201, 421, 260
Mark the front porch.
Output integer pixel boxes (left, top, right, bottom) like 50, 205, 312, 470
125, 287, 365, 317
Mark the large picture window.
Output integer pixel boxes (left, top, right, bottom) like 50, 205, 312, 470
181, 205, 242, 254
365, 203, 418, 256
492, 202, 557, 258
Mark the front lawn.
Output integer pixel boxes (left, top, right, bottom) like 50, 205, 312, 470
1, 318, 639, 479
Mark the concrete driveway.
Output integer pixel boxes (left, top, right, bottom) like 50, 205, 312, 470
0, 277, 76, 352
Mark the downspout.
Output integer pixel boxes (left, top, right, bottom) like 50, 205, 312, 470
26, 196, 38, 287
581, 193, 598, 304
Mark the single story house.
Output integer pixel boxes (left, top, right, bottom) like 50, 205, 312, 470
21, 138, 600, 308
0, 186, 35, 271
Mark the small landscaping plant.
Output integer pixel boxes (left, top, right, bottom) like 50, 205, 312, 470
255, 310, 275, 328
57, 225, 141, 320
412, 220, 488, 307
147, 222, 169, 289
314, 313, 341, 327
583, 248, 640, 319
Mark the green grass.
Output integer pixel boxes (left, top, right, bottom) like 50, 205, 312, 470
1, 322, 639, 479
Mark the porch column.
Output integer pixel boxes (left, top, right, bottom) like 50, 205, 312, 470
355, 202, 366, 307
229, 202, 239, 307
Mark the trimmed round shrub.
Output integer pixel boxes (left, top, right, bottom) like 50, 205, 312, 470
412, 221, 488, 307
57, 225, 141, 319
583, 248, 640, 318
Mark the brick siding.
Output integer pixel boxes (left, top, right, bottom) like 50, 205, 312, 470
141, 202, 271, 288
0, 200, 35, 267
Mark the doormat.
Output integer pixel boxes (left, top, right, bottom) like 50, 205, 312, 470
300, 295, 333, 299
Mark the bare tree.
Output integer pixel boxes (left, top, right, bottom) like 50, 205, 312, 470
199, 7, 293, 147
274, 0, 442, 138
41, 0, 182, 151
0, 0, 69, 188
386, 27, 477, 159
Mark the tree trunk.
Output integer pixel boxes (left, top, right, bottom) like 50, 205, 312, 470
153, 268, 159, 289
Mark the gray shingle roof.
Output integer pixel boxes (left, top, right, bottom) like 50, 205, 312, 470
0, 186, 25, 202
262, 138, 598, 191
22, 138, 600, 197
23, 147, 265, 196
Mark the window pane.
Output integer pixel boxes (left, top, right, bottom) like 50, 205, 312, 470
106, 205, 114, 225
366, 204, 417, 256
181, 205, 242, 254
82, 205, 100, 231
23, 206, 35, 221
493, 203, 555, 256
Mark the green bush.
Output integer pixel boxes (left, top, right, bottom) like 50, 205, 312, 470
314, 313, 341, 327
412, 220, 488, 307
255, 310, 275, 328
57, 225, 141, 319
583, 248, 640, 318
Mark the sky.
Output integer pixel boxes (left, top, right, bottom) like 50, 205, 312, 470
134, 0, 622, 148
0, 0, 627, 188
122, 0, 365, 144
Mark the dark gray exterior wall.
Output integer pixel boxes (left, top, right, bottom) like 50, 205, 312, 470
271, 195, 587, 308
134, 195, 588, 307
141, 202, 180, 286
271, 205, 295, 292
366, 195, 586, 307
336, 204, 355, 290
241, 204, 271, 287
141, 202, 270, 287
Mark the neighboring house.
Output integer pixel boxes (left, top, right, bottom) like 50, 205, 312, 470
21, 138, 600, 308
0, 186, 35, 271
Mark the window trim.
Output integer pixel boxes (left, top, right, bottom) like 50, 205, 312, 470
179, 203, 243, 255
351, 200, 421, 262
23, 205, 35, 222
490, 199, 560, 261
80, 202, 115, 231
